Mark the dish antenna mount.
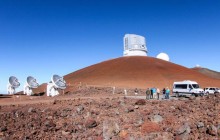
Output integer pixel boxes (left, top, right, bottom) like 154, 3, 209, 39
23, 76, 39, 96
7, 76, 20, 94
47, 74, 66, 97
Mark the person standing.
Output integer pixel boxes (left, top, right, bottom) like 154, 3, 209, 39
153, 87, 157, 99
157, 88, 160, 100
146, 88, 151, 100
162, 88, 166, 99
124, 89, 127, 96
165, 87, 170, 99
150, 88, 153, 99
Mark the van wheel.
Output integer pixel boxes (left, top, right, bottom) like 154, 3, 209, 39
192, 93, 198, 97
206, 92, 209, 95
176, 92, 179, 97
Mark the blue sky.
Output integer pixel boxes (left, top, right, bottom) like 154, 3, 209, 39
0, 0, 220, 93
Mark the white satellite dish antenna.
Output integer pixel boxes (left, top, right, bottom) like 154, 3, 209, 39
23, 76, 39, 96
47, 74, 66, 97
7, 76, 20, 94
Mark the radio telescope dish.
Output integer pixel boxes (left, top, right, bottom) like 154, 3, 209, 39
47, 74, 66, 97
9, 76, 20, 88
27, 76, 39, 88
7, 76, 20, 94
24, 76, 39, 96
52, 74, 66, 90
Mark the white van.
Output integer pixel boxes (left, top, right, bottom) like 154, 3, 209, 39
173, 80, 204, 97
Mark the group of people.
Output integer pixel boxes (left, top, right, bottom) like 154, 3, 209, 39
145, 87, 170, 100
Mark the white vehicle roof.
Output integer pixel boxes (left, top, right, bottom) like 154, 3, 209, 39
173, 80, 198, 85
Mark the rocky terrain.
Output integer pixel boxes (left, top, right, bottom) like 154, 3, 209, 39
0, 87, 219, 139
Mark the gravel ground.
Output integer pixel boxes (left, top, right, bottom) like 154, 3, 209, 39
0, 87, 219, 139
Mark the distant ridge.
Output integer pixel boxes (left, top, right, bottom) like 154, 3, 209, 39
192, 67, 220, 80
64, 56, 220, 89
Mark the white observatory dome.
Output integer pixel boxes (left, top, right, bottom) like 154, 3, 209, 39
195, 64, 201, 68
156, 53, 170, 61
123, 34, 147, 56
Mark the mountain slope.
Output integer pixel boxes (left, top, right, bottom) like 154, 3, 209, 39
192, 67, 220, 80
64, 56, 220, 89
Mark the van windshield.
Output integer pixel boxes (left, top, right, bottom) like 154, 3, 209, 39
192, 84, 200, 89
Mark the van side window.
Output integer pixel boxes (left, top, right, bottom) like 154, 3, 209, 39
175, 84, 187, 89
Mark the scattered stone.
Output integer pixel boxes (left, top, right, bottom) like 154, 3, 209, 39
62, 130, 70, 135
60, 111, 68, 117
76, 105, 84, 114
125, 106, 134, 113
135, 99, 146, 105
134, 118, 144, 127
140, 121, 161, 134
77, 124, 83, 131
207, 125, 217, 136
170, 106, 175, 110
134, 105, 139, 109
119, 130, 128, 138
150, 114, 163, 123
207, 111, 213, 117
47, 116, 53, 120
85, 119, 97, 128
174, 123, 191, 140
28, 107, 35, 113
31, 130, 37, 135
103, 120, 120, 139
217, 124, 220, 136
196, 122, 204, 128
44, 120, 56, 128
41, 108, 49, 112
0, 126, 7, 132
176, 123, 191, 135
115, 110, 120, 115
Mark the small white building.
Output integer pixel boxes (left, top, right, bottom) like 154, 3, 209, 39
123, 34, 147, 56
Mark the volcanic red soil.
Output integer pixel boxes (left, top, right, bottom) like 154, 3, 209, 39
65, 56, 220, 90
0, 87, 220, 139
